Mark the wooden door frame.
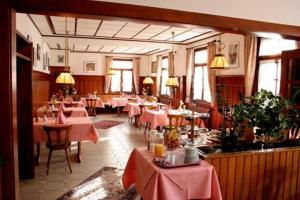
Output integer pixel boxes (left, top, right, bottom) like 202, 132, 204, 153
2, 0, 300, 199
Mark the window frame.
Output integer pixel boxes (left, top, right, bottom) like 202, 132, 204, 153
110, 59, 134, 94
160, 56, 170, 96
191, 47, 211, 103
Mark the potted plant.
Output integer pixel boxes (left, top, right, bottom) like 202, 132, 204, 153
233, 90, 298, 145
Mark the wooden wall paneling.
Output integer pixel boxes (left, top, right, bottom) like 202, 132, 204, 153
290, 150, 299, 199
234, 155, 244, 200
32, 71, 50, 113
0, 1, 19, 199
73, 75, 104, 96
205, 148, 300, 200
256, 154, 266, 200
139, 76, 157, 96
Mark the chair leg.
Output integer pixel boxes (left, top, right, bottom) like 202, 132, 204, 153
65, 149, 72, 173
144, 123, 149, 135
46, 150, 53, 175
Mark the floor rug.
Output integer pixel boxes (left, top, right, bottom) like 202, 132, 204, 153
56, 166, 139, 200
93, 120, 124, 129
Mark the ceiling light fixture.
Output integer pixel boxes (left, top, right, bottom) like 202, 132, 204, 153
166, 32, 179, 87
210, 36, 229, 69
56, 17, 75, 85
143, 49, 154, 85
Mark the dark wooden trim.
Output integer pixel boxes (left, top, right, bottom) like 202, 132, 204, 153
85, 45, 89, 51
186, 33, 222, 46
0, 1, 19, 198
112, 22, 128, 38
147, 49, 170, 56
42, 34, 184, 45
97, 45, 104, 52
149, 26, 172, 39
165, 28, 193, 41
27, 14, 43, 36
145, 48, 161, 54
93, 20, 103, 36
258, 54, 281, 61
131, 24, 151, 39
182, 31, 213, 43
13, 0, 300, 39
74, 18, 78, 35
46, 15, 56, 34
110, 46, 118, 53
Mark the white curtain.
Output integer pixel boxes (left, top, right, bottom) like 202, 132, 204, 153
185, 48, 194, 103
105, 56, 113, 93
207, 42, 217, 105
156, 55, 162, 96
132, 58, 140, 94
244, 35, 258, 97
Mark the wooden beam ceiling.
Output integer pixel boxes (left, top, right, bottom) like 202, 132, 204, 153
13, 0, 300, 39
46, 16, 56, 34
74, 18, 78, 35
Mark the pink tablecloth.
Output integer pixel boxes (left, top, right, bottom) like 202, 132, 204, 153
36, 106, 88, 117
123, 103, 141, 117
122, 148, 222, 200
33, 117, 99, 143
139, 110, 168, 129
110, 98, 128, 108
81, 98, 105, 108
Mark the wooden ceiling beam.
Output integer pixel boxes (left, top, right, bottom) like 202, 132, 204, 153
46, 15, 56, 34
74, 18, 78, 35
130, 24, 151, 39
85, 45, 89, 51
27, 14, 43, 36
97, 45, 104, 52
148, 27, 172, 40
13, 0, 300, 39
112, 22, 128, 38
94, 20, 103, 36
165, 28, 193, 41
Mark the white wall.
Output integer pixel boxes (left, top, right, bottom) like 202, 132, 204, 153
16, 13, 50, 74
100, 0, 300, 26
49, 50, 146, 75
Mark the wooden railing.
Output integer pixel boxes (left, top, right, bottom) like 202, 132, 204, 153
204, 147, 300, 200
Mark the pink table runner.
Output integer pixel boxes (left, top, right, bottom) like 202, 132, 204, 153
110, 97, 128, 108
139, 109, 168, 129
36, 106, 88, 117
33, 117, 99, 143
81, 97, 105, 108
122, 148, 222, 200
123, 103, 141, 117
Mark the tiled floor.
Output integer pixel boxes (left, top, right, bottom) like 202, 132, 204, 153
20, 114, 147, 200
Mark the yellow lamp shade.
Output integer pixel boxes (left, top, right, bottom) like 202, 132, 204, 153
166, 76, 179, 87
56, 72, 75, 84
143, 76, 154, 84
210, 54, 229, 69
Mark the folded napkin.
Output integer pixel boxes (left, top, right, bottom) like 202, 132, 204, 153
55, 109, 66, 124
60, 102, 66, 111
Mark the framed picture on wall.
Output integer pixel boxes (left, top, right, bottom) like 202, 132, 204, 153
83, 61, 97, 72
57, 55, 64, 63
151, 61, 157, 73
228, 42, 239, 68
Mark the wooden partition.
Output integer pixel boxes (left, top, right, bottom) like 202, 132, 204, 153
204, 147, 300, 200
32, 71, 50, 113
73, 75, 105, 96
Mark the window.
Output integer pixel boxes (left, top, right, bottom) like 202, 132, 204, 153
257, 38, 296, 95
110, 59, 133, 93
160, 57, 170, 95
192, 48, 211, 102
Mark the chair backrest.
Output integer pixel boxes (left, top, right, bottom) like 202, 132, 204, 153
43, 124, 72, 149
289, 123, 300, 140
167, 114, 183, 129
86, 98, 97, 108
64, 102, 78, 108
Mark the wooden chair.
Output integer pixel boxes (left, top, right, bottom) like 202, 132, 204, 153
64, 102, 78, 108
163, 113, 183, 131
289, 123, 300, 140
43, 124, 72, 175
86, 98, 97, 116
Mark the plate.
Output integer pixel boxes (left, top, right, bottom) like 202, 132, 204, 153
153, 158, 200, 168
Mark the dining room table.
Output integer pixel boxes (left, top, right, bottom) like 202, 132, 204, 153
110, 97, 128, 115
36, 106, 89, 117
81, 97, 105, 108
47, 100, 84, 107
33, 117, 99, 164
122, 147, 222, 200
